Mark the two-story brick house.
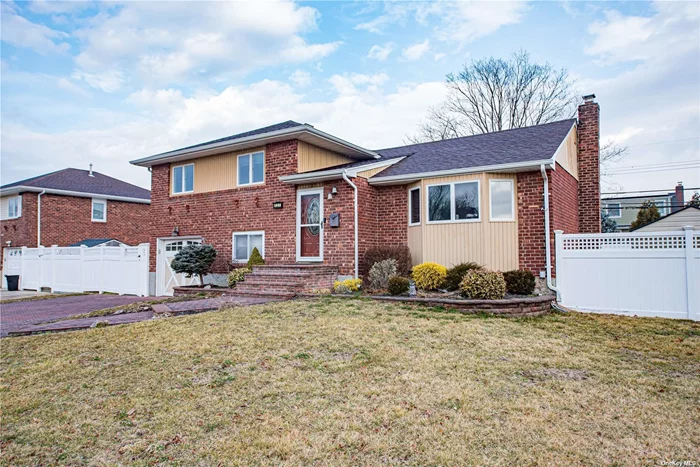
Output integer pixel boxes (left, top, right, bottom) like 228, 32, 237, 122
132, 95, 601, 296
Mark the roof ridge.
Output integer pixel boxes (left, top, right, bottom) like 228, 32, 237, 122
0, 168, 69, 189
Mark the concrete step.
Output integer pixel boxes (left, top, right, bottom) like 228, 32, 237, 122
234, 282, 301, 295
251, 265, 339, 276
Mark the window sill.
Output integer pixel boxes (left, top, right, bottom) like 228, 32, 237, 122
426, 219, 481, 225
92, 219, 107, 223
238, 181, 265, 188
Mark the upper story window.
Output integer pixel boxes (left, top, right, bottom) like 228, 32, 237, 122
427, 180, 480, 223
6, 196, 21, 219
489, 179, 514, 222
409, 187, 421, 226
605, 203, 621, 218
92, 199, 107, 222
238, 151, 264, 186
173, 163, 194, 194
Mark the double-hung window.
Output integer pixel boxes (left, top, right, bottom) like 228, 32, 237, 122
6, 196, 21, 219
409, 187, 421, 226
489, 179, 515, 221
238, 151, 264, 186
92, 199, 107, 222
605, 203, 621, 218
172, 163, 194, 194
427, 180, 480, 223
233, 231, 264, 262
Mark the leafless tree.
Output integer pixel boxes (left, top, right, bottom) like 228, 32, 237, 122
599, 140, 628, 192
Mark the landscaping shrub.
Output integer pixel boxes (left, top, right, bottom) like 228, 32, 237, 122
411, 262, 447, 290
444, 262, 483, 291
333, 278, 362, 294
368, 259, 397, 290
387, 276, 410, 296
227, 267, 251, 288
363, 246, 412, 276
171, 244, 217, 285
459, 270, 506, 300
247, 247, 265, 267
502, 269, 536, 295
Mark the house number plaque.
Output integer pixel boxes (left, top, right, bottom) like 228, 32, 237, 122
273, 201, 283, 209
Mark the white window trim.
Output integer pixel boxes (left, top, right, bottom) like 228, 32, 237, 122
232, 230, 265, 263
605, 202, 622, 219
172, 163, 194, 195
6, 195, 22, 219
408, 187, 421, 226
489, 179, 515, 222
426, 179, 481, 224
237, 151, 265, 187
91, 198, 107, 223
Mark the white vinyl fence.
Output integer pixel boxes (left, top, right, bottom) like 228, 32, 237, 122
8, 244, 150, 297
555, 227, 699, 320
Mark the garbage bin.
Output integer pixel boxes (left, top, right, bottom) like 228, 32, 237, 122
5, 275, 19, 291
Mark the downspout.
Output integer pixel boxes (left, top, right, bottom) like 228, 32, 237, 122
341, 170, 359, 279
36, 190, 46, 246
540, 165, 559, 298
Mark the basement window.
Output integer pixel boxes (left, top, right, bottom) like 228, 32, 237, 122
92, 199, 107, 222
233, 231, 265, 262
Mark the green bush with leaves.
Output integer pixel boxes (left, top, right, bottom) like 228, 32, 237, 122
630, 200, 660, 231
247, 247, 265, 267
459, 270, 506, 300
333, 278, 362, 294
368, 259, 397, 290
227, 267, 251, 288
444, 262, 483, 291
411, 262, 447, 290
387, 276, 410, 296
363, 246, 412, 277
170, 244, 217, 285
502, 269, 536, 295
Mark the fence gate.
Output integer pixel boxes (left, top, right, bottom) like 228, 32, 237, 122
555, 227, 699, 320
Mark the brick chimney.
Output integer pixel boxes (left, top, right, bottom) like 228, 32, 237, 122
577, 94, 600, 233
674, 182, 684, 212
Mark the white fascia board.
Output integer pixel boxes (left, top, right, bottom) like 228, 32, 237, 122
278, 157, 405, 185
0, 186, 150, 204
368, 159, 556, 185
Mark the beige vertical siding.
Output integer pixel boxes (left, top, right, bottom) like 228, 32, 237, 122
406, 173, 519, 271
172, 147, 265, 195
298, 141, 354, 173
406, 181, 422, 264
555, 125, 578, 180
357, 166, 389, 179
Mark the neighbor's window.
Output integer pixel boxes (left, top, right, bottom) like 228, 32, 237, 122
409, 187, 421, 225
654, 200, 667, 216
489, 179, 514, 221
428, 181, 480, 223
233, 231, 264, 262
92, 199, 107, 222
605, 203, 621, 218
7, 196, 21, 219
172, 163, 194, 194
238, 151, 264, 186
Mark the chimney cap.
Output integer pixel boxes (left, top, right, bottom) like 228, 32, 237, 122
677, 181, 683, 186
582, 94, 596, 103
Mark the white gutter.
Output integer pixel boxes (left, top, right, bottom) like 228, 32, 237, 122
540, 164, 559, 299
36, 190, 45, 246
342, 170, 359, 279
0, 186, 150, 204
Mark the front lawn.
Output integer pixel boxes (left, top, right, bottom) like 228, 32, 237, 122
1, 298, 698, 465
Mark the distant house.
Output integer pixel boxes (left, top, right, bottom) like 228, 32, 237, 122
602, 182, 686, 231
633, 206, 700, 232
68, 238, 128, 247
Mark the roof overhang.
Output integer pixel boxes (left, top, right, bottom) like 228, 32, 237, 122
0, 186, 150, 204
130, 125, 380, 168
367, 159, 556, 186
278, 157, 405, 185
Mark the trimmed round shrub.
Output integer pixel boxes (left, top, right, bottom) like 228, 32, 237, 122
227, 267, 251, 288
411, 262, 447, 290
333, 278, 362, 294
387, 276, 410, 296
247, 247, 265, 267
368, 259, 397, 290
459, 270, 506, 300
363, 246, 412, 277
444, 262, 483, 291
502, 269, 536, 295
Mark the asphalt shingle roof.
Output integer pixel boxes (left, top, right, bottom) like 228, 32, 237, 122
68, 238, 120, 247
1, 168, 150, 200
371, 119, 576, 179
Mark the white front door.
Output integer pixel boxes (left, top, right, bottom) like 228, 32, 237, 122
296, 188, 324, 262
156, 237, 202, 296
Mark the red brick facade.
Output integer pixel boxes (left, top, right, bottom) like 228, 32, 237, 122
577, 100, 601, 233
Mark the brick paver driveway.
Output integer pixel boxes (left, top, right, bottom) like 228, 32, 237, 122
0, 295, 151, 337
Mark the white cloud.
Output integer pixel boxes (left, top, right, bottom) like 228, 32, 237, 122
328, 73, 390, 95
72, 69, 125, 93
289, 69, 312, 87
367, 42, 394, 61
434, 52, 446, 61
0, 3, 70, 55
402, 40, 430, 61
27, 1, 93, 15
56, 78, 91, 98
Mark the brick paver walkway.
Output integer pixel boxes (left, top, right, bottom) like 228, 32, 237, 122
8, 311, 155, 336
0, 295, 151, 337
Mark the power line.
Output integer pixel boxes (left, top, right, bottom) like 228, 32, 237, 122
602, 187, 700, 195
608, 159, 700, 170
607, 165, 700, 175
624, 136, 700, 148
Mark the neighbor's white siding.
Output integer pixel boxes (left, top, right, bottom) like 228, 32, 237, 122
636, 208, 700, 232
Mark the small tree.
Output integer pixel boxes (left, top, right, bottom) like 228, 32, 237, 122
601, 210, 618, 233
247, 247, 265, 267
687, 192, 700, 208
629, 200, 660, 231
171, 244, 217, 286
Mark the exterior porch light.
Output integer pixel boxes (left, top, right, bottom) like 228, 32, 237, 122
172, 226, 179, 237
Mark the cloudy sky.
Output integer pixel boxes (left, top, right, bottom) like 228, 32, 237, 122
1, 0, 699, 197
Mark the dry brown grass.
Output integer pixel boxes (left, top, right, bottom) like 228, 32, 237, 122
1, 298, 698, 466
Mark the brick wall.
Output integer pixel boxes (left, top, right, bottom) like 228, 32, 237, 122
1, 192, 38, 259
577, 99, 601, 233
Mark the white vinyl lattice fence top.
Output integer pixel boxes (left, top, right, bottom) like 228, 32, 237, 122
561, 233, 688, 250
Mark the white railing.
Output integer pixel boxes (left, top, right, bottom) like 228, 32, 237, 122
15, 244, 150, 297
555, 227, 698, 321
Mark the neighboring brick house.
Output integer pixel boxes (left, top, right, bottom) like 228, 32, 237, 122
132, 95, 601, 296
0, 168, 151, 265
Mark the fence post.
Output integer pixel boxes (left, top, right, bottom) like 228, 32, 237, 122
554, 230, 564, 303
80, 245, 86, 293
140, 243, 149, 297
20, 246, 26, 291
38, 245, 45, 290
683, 226, 697, 321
